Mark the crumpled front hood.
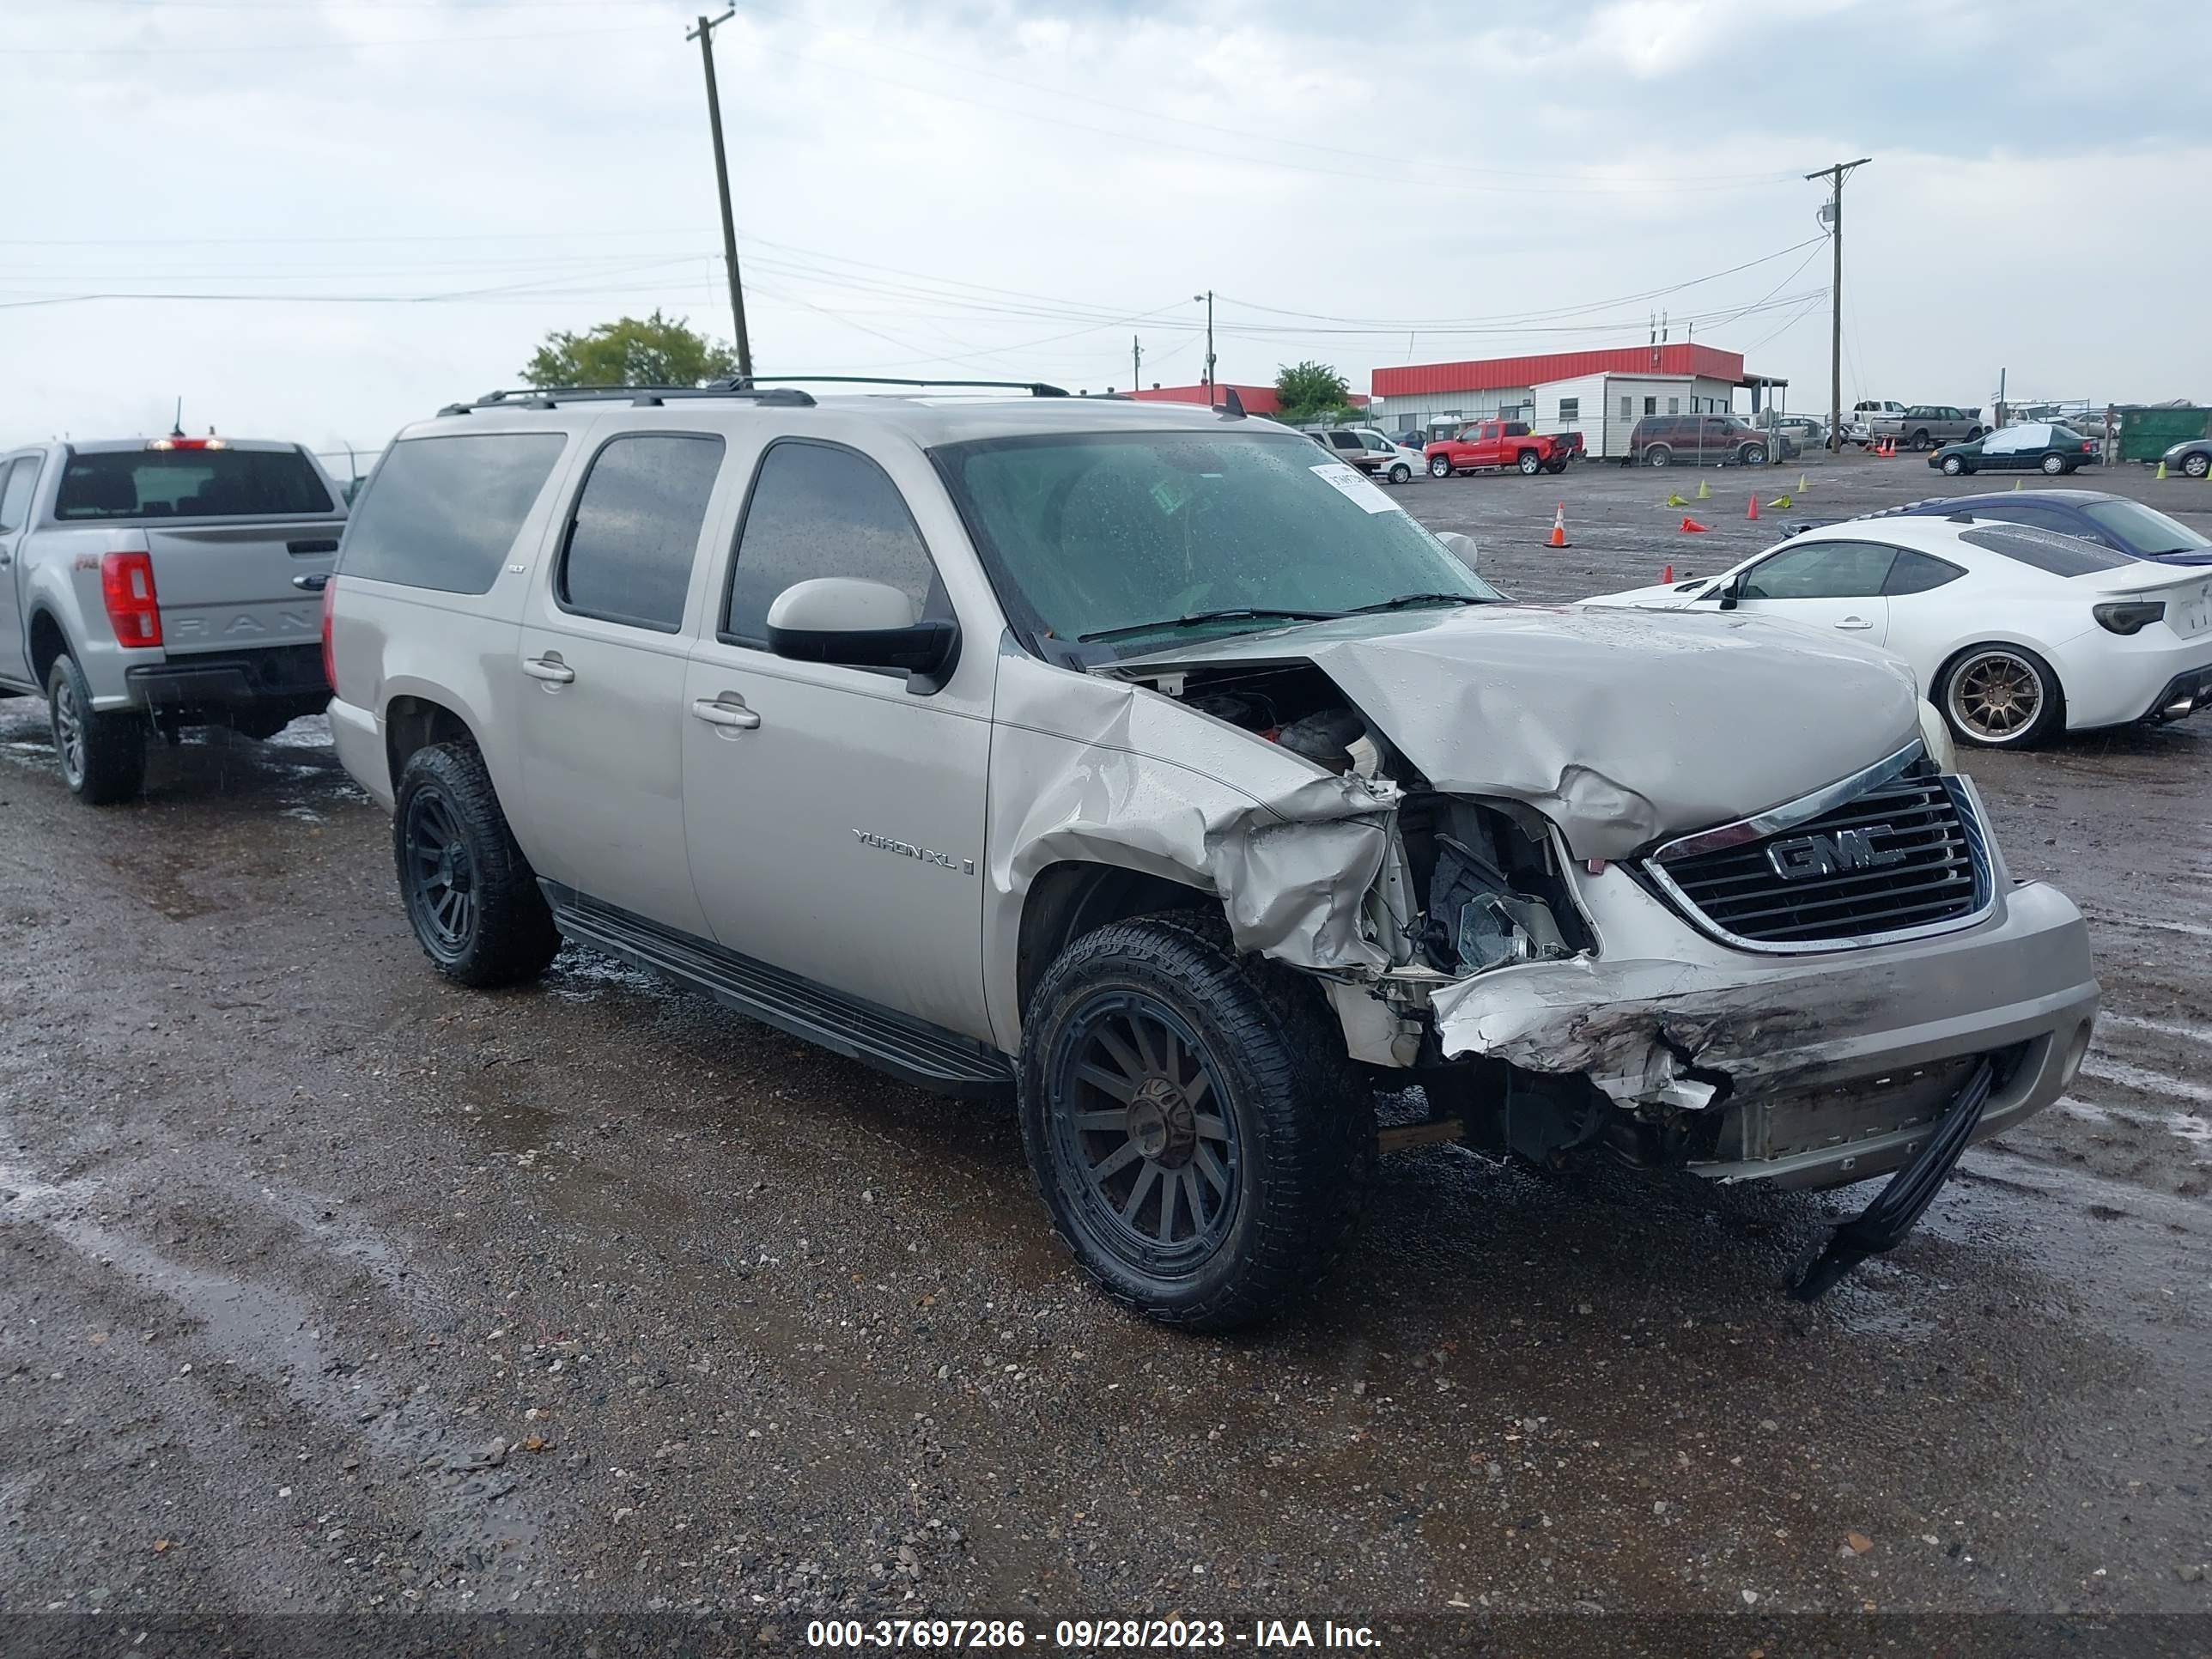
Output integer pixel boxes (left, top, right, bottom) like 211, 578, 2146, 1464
1111, 604, 1923, 860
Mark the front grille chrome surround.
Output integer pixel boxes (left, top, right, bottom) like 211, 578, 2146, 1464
1645, 745, 1995, 954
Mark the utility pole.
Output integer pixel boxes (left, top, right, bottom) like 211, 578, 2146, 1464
1805, 157, 1869, 453
688, 9, 753, 380
1193, 291, 1215, 398
1132, 335, 1142, 389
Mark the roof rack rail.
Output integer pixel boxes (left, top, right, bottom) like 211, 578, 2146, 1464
435, 384, 817, 416
717, 374, 1070, 398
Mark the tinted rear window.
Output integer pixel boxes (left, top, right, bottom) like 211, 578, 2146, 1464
1958, 525, 2136, 577
339, 433, 567, 594
2081, 498, 2211, 555
56, 448, 332, 520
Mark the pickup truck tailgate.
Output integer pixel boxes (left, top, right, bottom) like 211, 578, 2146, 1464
149, 523, 338, 653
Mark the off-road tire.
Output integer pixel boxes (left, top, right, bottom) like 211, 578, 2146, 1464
1019, 914, 1375, 1331
47, 653, 147, 805
392, 740, 561, 988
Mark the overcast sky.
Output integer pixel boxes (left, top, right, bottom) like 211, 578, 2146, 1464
3, 0, 2203, 465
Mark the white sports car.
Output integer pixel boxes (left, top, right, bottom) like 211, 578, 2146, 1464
1583, 514, 2212, 747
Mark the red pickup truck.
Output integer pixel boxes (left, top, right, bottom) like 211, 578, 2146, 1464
1425, 420, 1575, 478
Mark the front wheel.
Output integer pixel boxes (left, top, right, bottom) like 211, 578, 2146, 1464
2184, 453, 2211, 479
1388, 462, 1412, 484
1019, 915, 1374, 1330
1741, 444, 1768, 466
47, 653, 146, 805
1427, 454, 1454, 478
393, 740, 562, 987
1942, 455, 1966, 476
1941, 643, 2063, 748
1516, 450, 1541, 476
2041, 453, 2068, 476
1644, 444, 1674, 467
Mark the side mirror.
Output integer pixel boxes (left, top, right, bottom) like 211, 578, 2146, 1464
1436, 531, 1480, 566
765, 577, 958, 690
1714, 578, 1741, 611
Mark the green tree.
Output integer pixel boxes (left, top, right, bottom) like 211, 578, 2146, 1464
1273, 360, 1353, 423
520, 310, 738, 388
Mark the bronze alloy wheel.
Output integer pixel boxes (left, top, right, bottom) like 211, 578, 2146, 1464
1947, 648, 2046, 743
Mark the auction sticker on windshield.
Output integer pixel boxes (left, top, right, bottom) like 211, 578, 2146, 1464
1310, 461, 1401, 514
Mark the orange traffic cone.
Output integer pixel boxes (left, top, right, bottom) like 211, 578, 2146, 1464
1680, 517, 1708, 533
1662, 563, 1674, 582
1747, 494, 1760, 521
1547, 503, 1570, 548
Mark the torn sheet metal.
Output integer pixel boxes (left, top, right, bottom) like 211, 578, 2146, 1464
987, 643, 1397, 1008
1425, 874, 2097, 1103
1111, 605, 1923, 860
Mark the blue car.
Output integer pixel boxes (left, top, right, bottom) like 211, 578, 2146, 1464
1868, 489, 2212, 568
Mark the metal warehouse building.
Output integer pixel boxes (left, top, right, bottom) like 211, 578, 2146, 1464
1370, 345, 1788, 459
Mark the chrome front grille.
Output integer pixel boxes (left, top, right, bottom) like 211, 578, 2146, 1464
1649, 774, 1990, 951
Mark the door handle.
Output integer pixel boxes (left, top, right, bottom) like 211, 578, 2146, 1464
1834, 617, 1874, 630
291, 572, 329, 592
522, 654, 575, 684
0, 551, 12, 568
690, 696, 760, 730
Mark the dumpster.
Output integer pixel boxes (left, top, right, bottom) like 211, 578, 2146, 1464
2115, 405, 2212, 464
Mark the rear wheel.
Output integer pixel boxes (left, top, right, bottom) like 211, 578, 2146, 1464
1516, 450, 1541, 476
1940, 644, 2064, 748
1545, 458, 1569, 475
46, 653, 146, 805
2041, 453, 2068, 476
1019, 915, 1374, 1330
1910, 429, 1933, 452
1644, 444, 1674, 467
393, 740, 561, 987
1428, 454, 1454, 478
2184, 452, 2211, 479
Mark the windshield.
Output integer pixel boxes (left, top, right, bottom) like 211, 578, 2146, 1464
936, 429, 1500, 656
56, 447, 333, 520
2081, 498, 2212, 555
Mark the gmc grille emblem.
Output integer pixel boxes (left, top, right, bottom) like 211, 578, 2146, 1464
1766, 825, 1903, 881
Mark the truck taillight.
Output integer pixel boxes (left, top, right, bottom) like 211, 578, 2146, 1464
100, 550, 162, 647
320, 575, 338, 689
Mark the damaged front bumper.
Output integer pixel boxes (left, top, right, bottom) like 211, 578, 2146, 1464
1421, 875, 2098, 1193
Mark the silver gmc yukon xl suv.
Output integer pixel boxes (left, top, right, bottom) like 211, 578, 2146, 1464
0, 437, 346, 802
327, 381, 2100, 1328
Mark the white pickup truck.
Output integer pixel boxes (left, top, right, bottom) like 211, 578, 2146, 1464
0, 436, 349, 802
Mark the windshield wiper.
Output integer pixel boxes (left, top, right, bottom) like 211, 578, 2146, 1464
1338, 592, 1488, 616
1079, 607, 1342, 644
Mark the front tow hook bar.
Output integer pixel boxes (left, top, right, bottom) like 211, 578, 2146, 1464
1785, 1055, 1996, 1303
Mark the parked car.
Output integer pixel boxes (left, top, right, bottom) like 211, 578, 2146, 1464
2161, 437, 2212, 479
1759, 414, 1825, 447
1425, 419, 1572, 477
1867, 489, 2212, 568
1622, 413, 1771, 468
1873, 406, 1987, 451
1301, 426, 1421, 484
327, 382, 2098, 1326
1583, 515, 2212, 747
1929, 423, 2099, 477
0, 435, 346, 803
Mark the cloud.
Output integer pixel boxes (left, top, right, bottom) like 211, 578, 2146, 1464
0, 0, 2203, 448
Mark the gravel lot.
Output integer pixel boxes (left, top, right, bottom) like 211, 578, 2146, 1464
2, 451, 2209, 1650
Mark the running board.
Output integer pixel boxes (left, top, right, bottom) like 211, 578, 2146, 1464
541, 884, 1015, 1100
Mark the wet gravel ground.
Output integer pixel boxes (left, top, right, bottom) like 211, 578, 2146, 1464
1, 453, 2209, 1646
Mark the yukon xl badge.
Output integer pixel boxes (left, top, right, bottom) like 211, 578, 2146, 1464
853, 829, 975, 876
1767, 825, 1903, 882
